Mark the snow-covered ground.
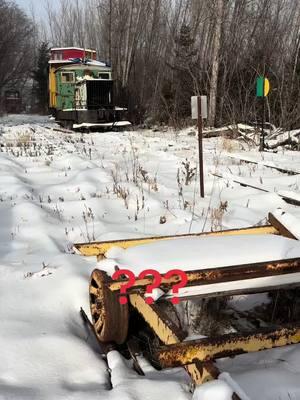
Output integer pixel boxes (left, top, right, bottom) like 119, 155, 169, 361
0, 114, 300, 400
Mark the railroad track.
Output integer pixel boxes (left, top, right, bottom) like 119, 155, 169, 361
212, 171, 300, 206
224, 153, 300, 175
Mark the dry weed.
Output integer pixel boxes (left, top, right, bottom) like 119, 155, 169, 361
210, 201, 228, 231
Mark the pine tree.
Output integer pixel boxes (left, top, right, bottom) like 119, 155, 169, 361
174, 24, 197, 118
32, 42, 50, 113
164, 24, 197, 125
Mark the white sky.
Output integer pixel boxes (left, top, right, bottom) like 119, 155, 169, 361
15, 0, 46, 17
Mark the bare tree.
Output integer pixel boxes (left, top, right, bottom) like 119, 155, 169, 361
0, 0, 35, 98
43, 0, 300, 128
208, 0, 224, 126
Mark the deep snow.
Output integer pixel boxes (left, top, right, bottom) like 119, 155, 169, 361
0, 114, 300, 400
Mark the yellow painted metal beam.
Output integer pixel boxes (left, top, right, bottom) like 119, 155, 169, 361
129, 293, 217, 385
49, 66, 57, 108
108, 258, 300, 293
74, 225, 279, 257
129, 294, 185, 344
157, 325, 300, 368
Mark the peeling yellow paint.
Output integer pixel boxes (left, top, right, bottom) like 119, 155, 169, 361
75, 225, 279, 257
108, 258, 300, 293
158, 327, 300, 368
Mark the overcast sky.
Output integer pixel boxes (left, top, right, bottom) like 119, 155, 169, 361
15, 0, 45, 17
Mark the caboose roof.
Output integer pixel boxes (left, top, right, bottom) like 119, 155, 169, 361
48, 60, 74, 64
51, 47, 96, 52
56, 62, 109, 70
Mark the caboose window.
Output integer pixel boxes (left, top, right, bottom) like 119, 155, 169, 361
98, 73, 110, 79
61, 72, 75, 83
53, 52, 63, 60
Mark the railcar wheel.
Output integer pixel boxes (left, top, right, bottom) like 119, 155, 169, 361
89, 269, 129, 345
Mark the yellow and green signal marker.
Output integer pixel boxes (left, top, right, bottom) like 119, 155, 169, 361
256, 76, 270, 97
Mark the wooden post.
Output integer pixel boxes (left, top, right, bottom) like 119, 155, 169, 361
197, 97, 204, 198
259, 75, 267, 152
260, 95, 265, 152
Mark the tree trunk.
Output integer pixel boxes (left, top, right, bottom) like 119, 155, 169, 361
208, 0, 224, 127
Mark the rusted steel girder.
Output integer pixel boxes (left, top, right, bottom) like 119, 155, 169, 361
129, 293, 186, 343
74, 225, 279, 257
108, 258, 300, 293
268, 212, 298, 240
129, 293, 219, 385
156, 325, 300, 368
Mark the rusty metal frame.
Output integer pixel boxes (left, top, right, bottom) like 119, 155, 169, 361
74, 224, 279, 258
108, 258, 300, 294
129, 293, 218, 385
83, 215, 300, 394
156, 324, 300, 368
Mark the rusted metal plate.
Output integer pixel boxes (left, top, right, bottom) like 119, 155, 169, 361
74, 225, 279, 257
268, 212, 298, 240
80, 307, 116, 356
156, 325, 300, 368
186, 361, 220, 384
108, 258, 300, 293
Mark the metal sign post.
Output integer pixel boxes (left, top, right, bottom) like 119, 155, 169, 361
261, 94, 266, 151
256, 76, 270, 152
197, 97, 204, 198
191, 96, 207, 198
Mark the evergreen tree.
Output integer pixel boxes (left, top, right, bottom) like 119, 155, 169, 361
163, 24, 197, 125
32, 42, 50, 113
174, 24, 197, 119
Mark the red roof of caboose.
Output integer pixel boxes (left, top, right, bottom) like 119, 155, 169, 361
50, 47, 97, 62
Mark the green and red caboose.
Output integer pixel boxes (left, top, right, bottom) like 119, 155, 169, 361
49, 47, 130, 129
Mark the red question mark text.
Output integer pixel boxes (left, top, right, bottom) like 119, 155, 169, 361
111, 269, 136, 305
138, 269, 162, 305
164, 269, 188, 304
